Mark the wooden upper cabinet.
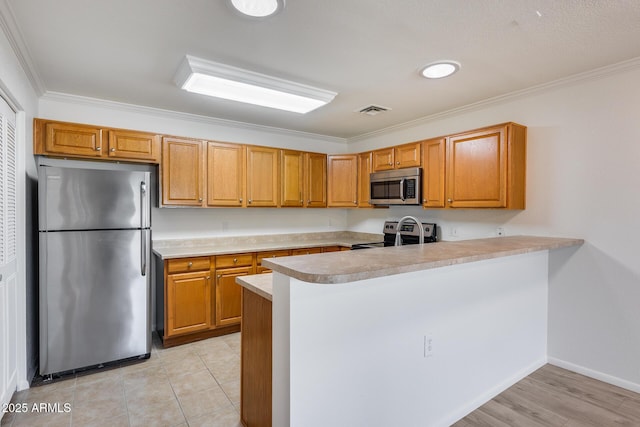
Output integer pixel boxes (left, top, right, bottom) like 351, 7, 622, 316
327, 154, 358, 207
207, 142, 246, 207
372, 147, 394, 171
395, 141, 422, 168
305, 152, 327, 207
246, 146, 279, 207
40, 120, 104, 157
357, 152, 373, 208
281, 150, 304, 207
108, 129, 160, 162
34, 118, 160, 163
422, 138, 446, 208
372, 142, 422, 172
161, 137, 205, 207
446, 123, 526, 209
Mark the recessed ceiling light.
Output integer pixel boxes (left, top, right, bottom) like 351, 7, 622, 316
230, 0, 285, 17
174, 55, 337, 114
421, 61, 461, 79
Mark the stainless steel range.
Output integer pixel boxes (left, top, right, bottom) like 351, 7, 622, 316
352, 219, 437, 249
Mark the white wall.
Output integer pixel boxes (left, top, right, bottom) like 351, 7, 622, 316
273, 252, 549, 426
38, 94, 351, 240
348, 62, 640, 391
0, 10, 39, 394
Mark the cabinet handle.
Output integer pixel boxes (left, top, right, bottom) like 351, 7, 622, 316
396, 161, 400, 165
217, 274, 221, 279
239, 198, 243, 203
448, 198, 453, 203
110, 148, 116, 152
95, 147, 101, 151
233, 258, 238, 263
388, 162, 392, 166
248, 199, 252, 204
206, 276, 210, 280
187, 262, 193, 267
198, 198, 203, 202
423, 198, 427, 203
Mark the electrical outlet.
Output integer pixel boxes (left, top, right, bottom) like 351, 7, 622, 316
424, 335, 433, 358
496, 227, 505, 237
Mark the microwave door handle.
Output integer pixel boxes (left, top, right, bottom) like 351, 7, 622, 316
400, 178, 406, 202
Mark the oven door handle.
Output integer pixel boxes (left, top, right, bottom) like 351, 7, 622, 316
400, 178, 406, 202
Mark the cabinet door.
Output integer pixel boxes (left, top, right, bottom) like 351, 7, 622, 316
327, 155, 358, 207
108, 130, 160, 162
166, 271, 211, 337
372, 148, 394, 171
281, 150, 304, 207
207, 142, 245, 207
44, 121, 103, 157
422, 138, 446, 208
446, 126, 507, 208
357, 152, 373, 208
246, 146, 279, 207
161, 137, 205, 206
305, 153, 327, 208
216, 266, 253, 326
395, 142, 422, 168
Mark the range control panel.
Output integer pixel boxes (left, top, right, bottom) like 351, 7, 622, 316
383, 221, 437, 239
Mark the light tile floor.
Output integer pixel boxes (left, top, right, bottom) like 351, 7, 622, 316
1, 333, 243, 427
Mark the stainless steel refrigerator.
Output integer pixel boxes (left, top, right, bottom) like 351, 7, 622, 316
38, 162, 152, 376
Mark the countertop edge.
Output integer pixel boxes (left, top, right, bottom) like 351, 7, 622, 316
236, 273, 273, 301
262, 236, 584, 284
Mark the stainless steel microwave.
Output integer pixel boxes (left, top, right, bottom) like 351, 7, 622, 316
369, 167, 422, 205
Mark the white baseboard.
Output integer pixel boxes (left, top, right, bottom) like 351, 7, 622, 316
442, 357, 548, 427
548, 357, 640, 394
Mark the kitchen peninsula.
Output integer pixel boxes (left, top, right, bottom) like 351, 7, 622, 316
237, 236, 583, 427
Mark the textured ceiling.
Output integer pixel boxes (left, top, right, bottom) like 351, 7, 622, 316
5, 0, 640, 138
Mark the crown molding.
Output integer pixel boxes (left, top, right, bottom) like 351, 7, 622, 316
0, 0, 45, 96
348, 56, 640, 143
40, 91, 348, 144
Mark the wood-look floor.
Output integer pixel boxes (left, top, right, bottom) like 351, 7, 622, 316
454, 364, 640, 427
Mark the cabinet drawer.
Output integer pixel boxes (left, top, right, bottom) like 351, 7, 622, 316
167, 257, 211, 274
291, 247, 322, 256
256, 250, 291, 265
216, 253, 254, 268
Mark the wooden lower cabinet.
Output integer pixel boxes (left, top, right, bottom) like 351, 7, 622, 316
256, 250, 291, 274
165, 256, 212, 338
241, 287, 272, 427
291, 247, 322, 256
215, 265, 253, 327
166, 270, 211, 337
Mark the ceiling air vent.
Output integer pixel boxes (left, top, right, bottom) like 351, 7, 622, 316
357, 104, 391, 116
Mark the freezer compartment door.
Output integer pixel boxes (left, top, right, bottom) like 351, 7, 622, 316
39, 229, 151, 375
38, 166, 150, 231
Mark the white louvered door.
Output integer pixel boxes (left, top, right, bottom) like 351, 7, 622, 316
0, 96, 17, 412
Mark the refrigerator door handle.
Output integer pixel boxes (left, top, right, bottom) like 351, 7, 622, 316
141, 230, 147, 276
140, 181, 148, 228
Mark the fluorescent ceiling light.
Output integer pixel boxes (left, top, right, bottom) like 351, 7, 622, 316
230, 0, 284, 17
175, 55, 337, 114
421, 61, 461, 79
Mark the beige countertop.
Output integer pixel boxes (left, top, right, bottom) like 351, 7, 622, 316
236, 273, 273, 301
261, 235, 584, 285
152, 231, 383, 259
